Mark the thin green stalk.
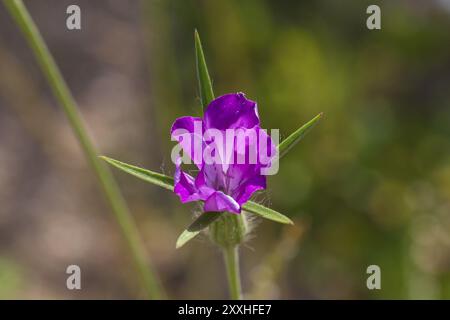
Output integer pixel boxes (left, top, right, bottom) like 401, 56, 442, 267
3, 0, 165, 299
194, 29, 214, 112
223, 246, 242, 300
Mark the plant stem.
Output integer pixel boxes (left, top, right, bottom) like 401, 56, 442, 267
223, 246, 242, 300
3, 0, 165, 299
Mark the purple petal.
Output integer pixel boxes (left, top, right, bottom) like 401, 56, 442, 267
226, 163, 266, 205
194, 166, 217, 199
204, 191, 241, 214
174, 160, 202, 203
233, 174, 266, 205
256, 127, 277, 169
196, 162, 226, 191
171, 116, 204, 166
204, 93, 260, 130
232, 126, 276, 167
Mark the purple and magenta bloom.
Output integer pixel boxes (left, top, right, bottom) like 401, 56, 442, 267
171, 93, 276, 214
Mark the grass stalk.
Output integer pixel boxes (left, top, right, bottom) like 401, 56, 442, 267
3, 0, 165, 299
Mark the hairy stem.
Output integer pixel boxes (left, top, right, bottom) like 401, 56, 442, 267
3, 0, 165, 299
223, 246, 243, 300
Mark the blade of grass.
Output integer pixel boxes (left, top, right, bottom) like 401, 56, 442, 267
278, 112, 323, 159
195, 29, 214, 112
4, 0, 165, 299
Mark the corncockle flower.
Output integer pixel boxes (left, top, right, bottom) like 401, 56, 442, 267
96, 30, 322, 300
171, 93, 277, 214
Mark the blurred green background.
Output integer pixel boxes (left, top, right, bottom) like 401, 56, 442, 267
0, 0, 449, 299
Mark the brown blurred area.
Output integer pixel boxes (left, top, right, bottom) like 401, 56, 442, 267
0, 0, 182, 299
0, 0, 450, 299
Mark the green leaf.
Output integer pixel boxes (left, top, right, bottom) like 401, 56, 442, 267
101, 156, 293, 225
278, 112, 323, 159
195, 29, 215, 112
242, 201, 293, 225
176, 212, 223, 249
99, 156, 174, 191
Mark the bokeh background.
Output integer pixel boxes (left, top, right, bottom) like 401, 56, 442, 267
0, 0, 450, 299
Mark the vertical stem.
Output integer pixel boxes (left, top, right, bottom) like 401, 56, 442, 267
223, 246, 242, 300
3, 0, 165, 299
211, 213, 246, 300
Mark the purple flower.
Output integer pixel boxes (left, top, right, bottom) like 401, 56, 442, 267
171, 93, 276, 214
